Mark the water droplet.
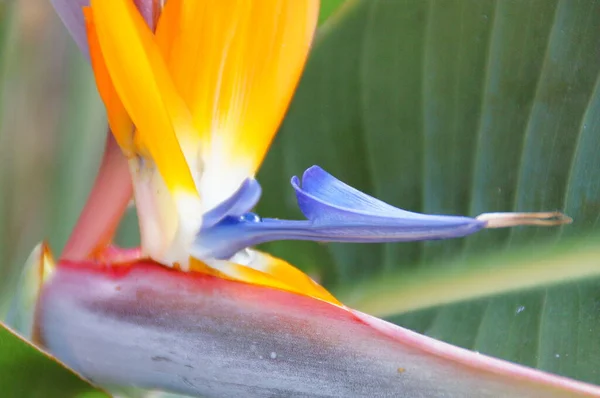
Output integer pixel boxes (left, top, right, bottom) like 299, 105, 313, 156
270, 352, 277, 359
240, 212, 261, 223
555, 354, 560, 358
516, 306, 525, 314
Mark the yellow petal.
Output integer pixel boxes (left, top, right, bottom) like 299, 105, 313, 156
83, 7, 134, 156
191, 251, 341, 306
251, 251, 340, 305
89, 0, 198, 197
158, 0, 319, 204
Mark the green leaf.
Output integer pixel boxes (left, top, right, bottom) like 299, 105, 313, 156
0, 322, 108, 397
318, 0, 347, 25
258, 0, 600, 386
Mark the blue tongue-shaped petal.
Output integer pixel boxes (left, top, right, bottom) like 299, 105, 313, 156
202, 179, 262, 229
293, 166, 475, 227
193, 166, 486, 260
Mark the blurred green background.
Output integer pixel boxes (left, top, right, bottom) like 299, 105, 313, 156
2, 0, 600, 393
0, 1, 108, 314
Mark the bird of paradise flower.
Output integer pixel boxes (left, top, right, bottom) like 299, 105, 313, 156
10, 0, 598, 397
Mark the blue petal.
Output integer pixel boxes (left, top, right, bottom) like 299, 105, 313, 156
202, 179, 262, 229
294, 166, 462, 224
193, 166, 485, 260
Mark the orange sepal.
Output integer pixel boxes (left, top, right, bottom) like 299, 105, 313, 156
89, 0, 198, 196
83, 7, 134, 156
158, 0, 320, 175
190, 253, 341, 306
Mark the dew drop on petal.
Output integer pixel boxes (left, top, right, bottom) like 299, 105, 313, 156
240, 212, 261, 223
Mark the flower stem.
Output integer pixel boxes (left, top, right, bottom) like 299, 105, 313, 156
61, 133, 133, 261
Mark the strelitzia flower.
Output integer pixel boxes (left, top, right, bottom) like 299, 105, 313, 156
20, 0, 598, 397
63, 0, 567, 300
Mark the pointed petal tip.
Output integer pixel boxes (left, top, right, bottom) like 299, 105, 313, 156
41, 242, 57, 283
6, 242, 56, 339
350, 309, 600, 398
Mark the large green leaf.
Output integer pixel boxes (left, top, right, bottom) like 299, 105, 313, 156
318, 0, 347, 25
257, 0, 600, 386
0, 322, 107, 397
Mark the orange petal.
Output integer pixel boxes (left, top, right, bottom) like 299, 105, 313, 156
190, 251, 340, 306
83, 7, 134, 156
159, 0, 320, 176
154, 0, 182, 59
250, 250, 340, 305
89, 0, 198, 197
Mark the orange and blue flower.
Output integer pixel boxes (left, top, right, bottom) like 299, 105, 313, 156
29, 1, 588, 397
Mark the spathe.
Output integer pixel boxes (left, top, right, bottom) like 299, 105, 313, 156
37, 261, 600, 398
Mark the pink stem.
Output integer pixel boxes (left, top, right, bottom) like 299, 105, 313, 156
61, 132, 133, 261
